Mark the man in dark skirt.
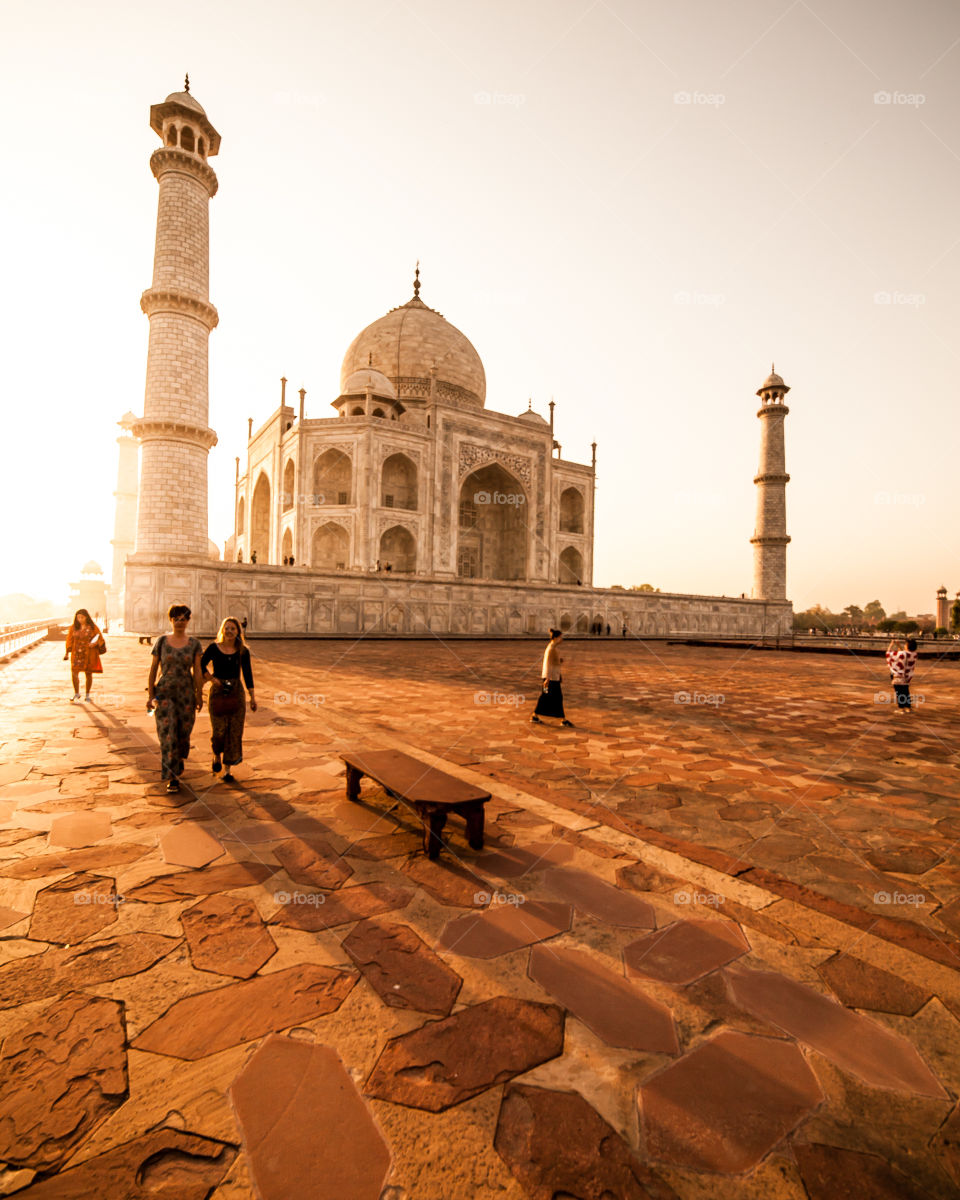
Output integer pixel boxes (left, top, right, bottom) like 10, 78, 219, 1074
531, 628, 574, 727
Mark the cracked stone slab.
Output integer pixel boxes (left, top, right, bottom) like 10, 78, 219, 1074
48, 812, 112, 849
348, 831, 425, 860
123, 861, 278, 902
640, 1030, 823, 1173
365, 996, 564, 1112
624, 919, 749, 985
12, 1127, 238, 1199
724, 963, 948, 1098
793, 1141, 931, 1200
544, 866, 657, 927
0, 905, 28, 930
0, 991, 127, 1171
342, 919, 462, 1016
816, 952, 930, 1016
28, 872, 120, 945
529, 944, 678, 1053
132, 964, 357, 1059
401, 855, 488, 907
273, 837, 353, 890
160, 825, 224, 868
231, 1036, 390, 1200
181, 893, 277, 978
0, 842, 152, 881
0, 934, 179, 1009
436, 900, 572, 958
270, 882, 413, 932
495, 1083, 680, 1200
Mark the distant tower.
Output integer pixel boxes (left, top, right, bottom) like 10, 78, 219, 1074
108, 412, 139, 619
937, 585, 948, 629
131, 79, 219, 556
751, 366, 791, 600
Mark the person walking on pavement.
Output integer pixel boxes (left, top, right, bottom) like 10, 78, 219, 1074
146, 605, 203, 792
202, 617, 257, 783
64, 609, 105, 702
886, 636, 919, 713
531, 628, 574, 727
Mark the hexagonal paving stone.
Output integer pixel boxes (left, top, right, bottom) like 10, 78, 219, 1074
124, 860, 277, 902
495, 1083, 680, 1200
12, 1128, 237, 1199
0, 842, 151, 881
0, 991, 127, 1171
623, 919, 749, 985
816, 953, 930, 1016
342, 919, 462, 1016
180, 893, 277, 978
271, 882, 413, 932
28, 872, 120, 944
48, 811, 111, 849
528, 944, 677, 1053
544, 866, 657, 928
274, 838, 353, 889
640, 1030, 823, 1173
793, 1141, 931, 1200
437, 900, 572, 958
133, 964, 357, 1060
401, 855, 488, 907
159, 825, 224, 868
724, 963, 947, 1098
365, 996, 564, 1112
231, 1036, 390, 1200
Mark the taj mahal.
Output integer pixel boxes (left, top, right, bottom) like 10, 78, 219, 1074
117, 84, 793, 640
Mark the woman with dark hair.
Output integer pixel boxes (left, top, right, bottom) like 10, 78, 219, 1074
146, 604, 203, 793
64, 609, 105, 702
531, 628, 574, 727
202, 616, 257, 783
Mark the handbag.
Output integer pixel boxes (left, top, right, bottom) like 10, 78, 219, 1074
209, 677, 241, 717
96, 635, 107, 655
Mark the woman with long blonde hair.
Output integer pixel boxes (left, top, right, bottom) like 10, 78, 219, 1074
201, 616, 256, 783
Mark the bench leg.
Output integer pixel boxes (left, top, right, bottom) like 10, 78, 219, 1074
425, 810, 447, 860
465, 804, 485, 851
345, 765, 363, 803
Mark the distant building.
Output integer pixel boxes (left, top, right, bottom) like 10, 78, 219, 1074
69, 562, 107, 620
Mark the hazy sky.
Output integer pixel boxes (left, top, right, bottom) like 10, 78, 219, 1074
3, 0, 957, 615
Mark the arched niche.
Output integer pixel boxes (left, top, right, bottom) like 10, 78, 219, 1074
559, 546, 583, 585
312, 521, 349, 570
250, 474, 271, 563
314, 449, 352, 505
282, 459, 295, 510
559, 486, 584, 533
237, 496, 245, 535
281, 529, 293, 562
379, 525, 416, 573
381, 453, 418, 511
457, 463, 527, 581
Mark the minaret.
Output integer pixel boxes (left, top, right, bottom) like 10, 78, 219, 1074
937, 586, 948, 630
130, 78, 219, 557
108, 413, 140, 619
751, 366, 791, 600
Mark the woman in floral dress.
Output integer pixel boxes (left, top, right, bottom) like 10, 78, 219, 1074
64, 609, 104, 701
146, 604, 203, 793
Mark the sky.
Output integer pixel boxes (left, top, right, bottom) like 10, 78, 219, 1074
2, 0, 957, 616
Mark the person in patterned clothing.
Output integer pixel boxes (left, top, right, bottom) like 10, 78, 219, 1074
146, 604, 203, 792
64, 609, 104, 702
886, 637, 918, 713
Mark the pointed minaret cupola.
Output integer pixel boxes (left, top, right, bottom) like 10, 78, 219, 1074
149, 74, 221, 163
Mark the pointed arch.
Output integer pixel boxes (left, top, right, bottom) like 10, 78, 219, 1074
314, 449, 352, 505
457, 463, 527, 581
559, 546, 582, 585
311, 521, 349, 570
381, 453, 418, 510
379, 525, 416, 573
559, 487, 584, 533
250, 474, 271, 563
282, 458, 295, 510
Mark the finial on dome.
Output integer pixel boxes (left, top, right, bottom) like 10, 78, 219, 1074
368, 351, 373, 366
413, 261, 420, 299
527, 398, 533, 411
184, 72, 190, 93
771, 361, 775, 373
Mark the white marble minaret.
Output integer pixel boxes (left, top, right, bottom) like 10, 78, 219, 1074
130, 77, 219, 558
751, 366, 791, 600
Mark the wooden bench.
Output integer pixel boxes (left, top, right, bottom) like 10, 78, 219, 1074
340, 750, 491, 860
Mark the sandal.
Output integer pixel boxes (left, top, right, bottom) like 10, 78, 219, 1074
223, 772, 235, 783
166, 779, 180, 793
212, 758, 222, 774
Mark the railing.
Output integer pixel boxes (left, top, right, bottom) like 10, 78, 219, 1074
0, 619, 62, 661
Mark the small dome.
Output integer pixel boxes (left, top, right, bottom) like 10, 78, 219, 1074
517, 407, 548, 425
165, 90, 206, 115
207, 539, 221, 561
341, 368, 397, 399
81, 560, 103, 576
118, 411, 138, 429
757, 368, 789, 396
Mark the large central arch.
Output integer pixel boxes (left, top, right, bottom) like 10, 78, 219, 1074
458, 463, 528, 581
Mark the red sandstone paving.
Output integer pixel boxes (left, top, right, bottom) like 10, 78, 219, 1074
3, 639, 960, 1197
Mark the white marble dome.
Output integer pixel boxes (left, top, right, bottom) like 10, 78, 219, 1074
341, 368, 397, 399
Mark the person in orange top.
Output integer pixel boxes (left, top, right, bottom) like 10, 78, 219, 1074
64, 608, 104, 702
